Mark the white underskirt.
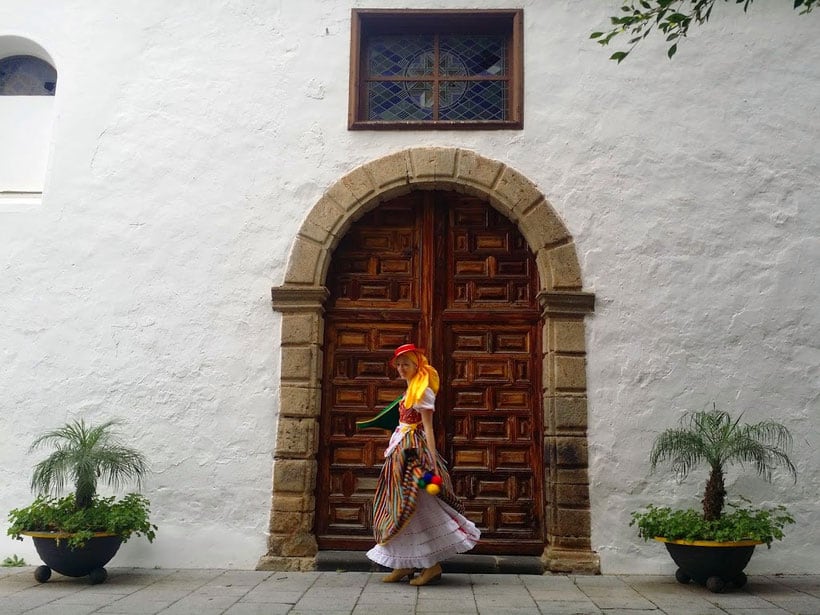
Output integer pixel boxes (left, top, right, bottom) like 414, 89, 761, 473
366, 490, 480, 569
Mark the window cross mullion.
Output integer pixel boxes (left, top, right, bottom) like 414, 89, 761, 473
432, 33, 440, 121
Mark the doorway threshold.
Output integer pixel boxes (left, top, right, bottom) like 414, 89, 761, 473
315, 551, 545, 575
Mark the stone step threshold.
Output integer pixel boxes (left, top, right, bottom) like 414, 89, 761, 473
316, 551, 544, 575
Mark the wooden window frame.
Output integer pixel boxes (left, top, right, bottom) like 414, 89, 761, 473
349, 9, 524, 131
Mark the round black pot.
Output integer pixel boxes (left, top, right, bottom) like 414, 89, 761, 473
656, 538, 760, 593
25, 532, 123, 584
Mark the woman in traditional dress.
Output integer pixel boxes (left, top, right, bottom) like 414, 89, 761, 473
366, 343, 480, 586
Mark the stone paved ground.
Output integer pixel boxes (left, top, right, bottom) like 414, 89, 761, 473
0, 568, 818, 615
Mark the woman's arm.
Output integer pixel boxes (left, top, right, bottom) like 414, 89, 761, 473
420, 408, 438, 475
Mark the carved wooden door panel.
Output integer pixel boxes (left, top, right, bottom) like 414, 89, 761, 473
438, 199, 544, 554
316, 191, 543, 554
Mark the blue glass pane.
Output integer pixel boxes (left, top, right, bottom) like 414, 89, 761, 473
367, 81, 432, 121
439, 81, 468, 109
439, 81, 507, 121
441, 35, 506, 77
363, 34, 509, 122
367, 36, 433, 77
0, 55, 57, 95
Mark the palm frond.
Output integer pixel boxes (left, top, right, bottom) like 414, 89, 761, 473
93, 446, 149, 491
647, 405, 798, 519
723, 421, 797, 483
30, 447, 73, 495
744, 420, 795, 453
29, 419, 121, 453
27, 418, 147, 507
649, 428, 708, 479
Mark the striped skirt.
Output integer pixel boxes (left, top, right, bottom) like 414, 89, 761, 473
367, 423, 480, 569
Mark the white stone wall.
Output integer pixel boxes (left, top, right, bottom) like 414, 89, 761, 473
0, 96, 54, 192
0, 0, 817, 572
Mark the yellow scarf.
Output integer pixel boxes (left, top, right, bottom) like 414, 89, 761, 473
403, 351, 440, 409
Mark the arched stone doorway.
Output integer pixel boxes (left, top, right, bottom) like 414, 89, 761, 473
261, 147, 598, 573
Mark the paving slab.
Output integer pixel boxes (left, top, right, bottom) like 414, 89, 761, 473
534, 601, 602, 615
0, 568, 818, 614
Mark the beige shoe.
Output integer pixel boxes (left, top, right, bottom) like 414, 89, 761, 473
382, 568, 415, 583
409, 563, 442, 586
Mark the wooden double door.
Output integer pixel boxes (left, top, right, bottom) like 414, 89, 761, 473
315, 191, 544, 554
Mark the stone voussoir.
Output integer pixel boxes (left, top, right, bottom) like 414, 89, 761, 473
300, 194, 347, 242
367, 150, 411, 189
495, 166, 544, 213
520, 203, 570, 251
409, 146, 457, 179
283, 236, 324, 286
340, 165, 376, 203
548, 242, 583, 290
456, 148, 504, 188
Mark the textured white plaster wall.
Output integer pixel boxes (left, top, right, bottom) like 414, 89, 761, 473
0, 97, 54, 192
0, 1, 817, 572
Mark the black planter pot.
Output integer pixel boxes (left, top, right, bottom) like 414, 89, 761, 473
655, 538, 760, 593
24, 532, 123, 584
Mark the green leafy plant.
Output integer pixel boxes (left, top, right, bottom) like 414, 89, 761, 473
6, 419, 157, 549
592, 0, 818, 62
2, 554, 27, 567
632, 406, 797, 544
632, 500, 794, 547
8, 494, 156, 549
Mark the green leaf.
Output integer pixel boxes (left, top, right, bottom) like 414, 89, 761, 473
1, 555, 27, 567
590, 32, 604, 39
668, 43, 678, 58
610, 51, 630, 63
7, 493, 157, 549
631, 502, 794, 547
595, 0, 816, 63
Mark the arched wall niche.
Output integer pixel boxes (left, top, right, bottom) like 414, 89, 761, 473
0, 35, 58, 205
0, 35, 56, 66
263, 147, 598, 574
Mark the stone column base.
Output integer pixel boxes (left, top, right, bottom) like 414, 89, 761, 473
541, 547, 600, 574
256, 555, 316, 572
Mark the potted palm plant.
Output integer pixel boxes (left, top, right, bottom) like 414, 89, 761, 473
631, 406, 796, 593
7, 419, 156, 584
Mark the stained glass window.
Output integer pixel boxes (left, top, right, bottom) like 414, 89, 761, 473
350, 11, 523, 129
0, 55, 57, 96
